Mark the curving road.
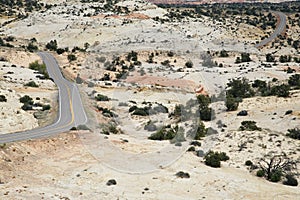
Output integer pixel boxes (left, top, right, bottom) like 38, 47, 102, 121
0, 52, 87, 144
255, 11, 286, 48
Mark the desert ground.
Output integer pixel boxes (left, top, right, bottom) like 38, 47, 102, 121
0, 0, 299, 199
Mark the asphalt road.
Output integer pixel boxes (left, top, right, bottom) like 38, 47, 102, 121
0, 52, 87, 144
255, 11, 286, 48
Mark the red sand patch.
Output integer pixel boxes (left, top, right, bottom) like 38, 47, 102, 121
125, 73, 207, 95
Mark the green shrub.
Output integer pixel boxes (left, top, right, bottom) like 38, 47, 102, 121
288, 74, 300, 87
185, 61, 193, 68
218, 152, 230, 161
197, 94, 211, 109
235, 53, 251, 63
148, 128, 165, 140
101, 123, 119, 135
95, 94, 109, 101
20, 95, 33, 105
67, 54, 77, 62
204, 151, 229, 168
21, 103, 33, 111
161, 60, 170, 66
102, 108, 117, 118
126, 51, 138, 61
286, 128, 300, 140
194, 121, 207, 140
56, 48, 66, 54
220, 50, 229, 57
42, 104, 51, 111
148, 126, 177, 141
279, 55, 292, 63
266, 53, 275, 62
173, 104, 184, 117
204, 152, 221, 168
245, 160, 253, 166
27, 43, 38, 52
45, 40, 57, 51
175, 171, 190, 178
200, 107, 215, 121
270, 170, 282, 182
29, 61, 49, 79
227, 78, 255, 98
24, 81, 39, 87
0, 95, 7, 102
256, 169, 265, 177
270, 84, 290, 97
225, 96, 239, 111
239, 121, 262, 131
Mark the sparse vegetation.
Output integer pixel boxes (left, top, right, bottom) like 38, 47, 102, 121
27, 42, 38, 52
185, 60, 193, 68
175, 171, 190, 178
95, 94, 109, 101
29, 61, 49, 79
148, 125, 179, 141
67, 54, 77, 62
45, 40, 58, 51
42, 104, 51, 111
235, 53, 251, 63
19, 95, 34, 105
197, 94, 215, 121
239, 121, 262, 131
266, 53, 275, 62
101, 123, 120, 135
288, 74, 300, 88
245, 160, 253, 166
219, 50, 229, 57
256, 154, 297, 185
225, 96, 239, 111
227, 78, 254, 98
0, 95, 7, 102
204, 151, 229, 168
286, 128, 300, 140
24, 81, 39, 87
194, 121, 207, 140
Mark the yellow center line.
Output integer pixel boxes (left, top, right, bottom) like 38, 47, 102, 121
0, 53, 75, 141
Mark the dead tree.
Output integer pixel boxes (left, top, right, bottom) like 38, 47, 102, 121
258, 153, 298, 181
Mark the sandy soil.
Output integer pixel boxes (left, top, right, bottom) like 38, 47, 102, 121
0, 0, 299, 199
0, 131, 299, 200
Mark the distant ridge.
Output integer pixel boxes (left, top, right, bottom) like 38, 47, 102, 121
146, 0, 297, 5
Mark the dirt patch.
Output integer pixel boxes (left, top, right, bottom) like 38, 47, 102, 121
125, 72, 198, 92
